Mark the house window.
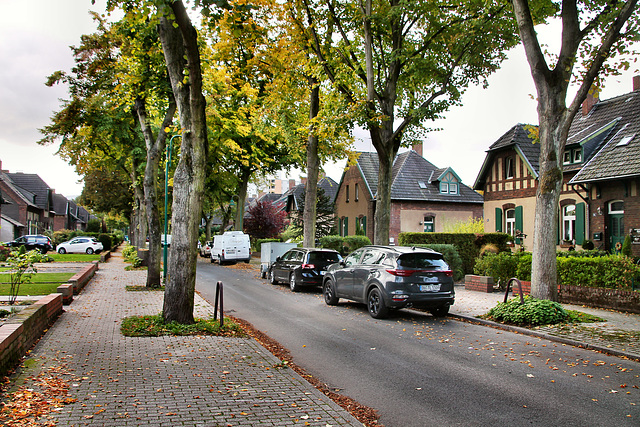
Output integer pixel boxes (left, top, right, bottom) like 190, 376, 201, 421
505, 157, 514, 179
356, 216, 366, 235
423, 216, 434, 233
573, 149, 582, 163
563, 151, 572, 164
439, 183, 448, 194
563, 204, 576, 242
505, 209, 516, 237
355, 183, 359, 201
346, 185, 350, 203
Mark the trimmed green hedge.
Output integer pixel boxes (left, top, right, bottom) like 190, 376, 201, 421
319, 235, 371, 255
399, 232, 512, 274
474, 252, 640, 291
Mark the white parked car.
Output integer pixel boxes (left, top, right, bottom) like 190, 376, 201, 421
57, 236, 104, 254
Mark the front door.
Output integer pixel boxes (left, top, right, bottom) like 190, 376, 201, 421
609, 200, 625, 252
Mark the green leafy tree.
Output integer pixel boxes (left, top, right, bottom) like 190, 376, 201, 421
289, 0, 520, 244
512, 0, 639, 300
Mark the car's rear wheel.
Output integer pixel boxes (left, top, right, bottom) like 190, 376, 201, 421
367, 288, 389, 319
58, 248, 66, 254
86, 248, 94, 254
289, 273, 299, 292
269, 268, 278, 285
210, 255, 215, 263
430, 305, 450, 317
323, 279, 339, 306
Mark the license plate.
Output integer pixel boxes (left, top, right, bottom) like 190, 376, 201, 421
419, 284, 440, 292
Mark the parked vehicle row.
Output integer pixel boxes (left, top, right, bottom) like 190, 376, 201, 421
265, 245, 455, 319
2, 234, 103, 255
210, 231, 251, 264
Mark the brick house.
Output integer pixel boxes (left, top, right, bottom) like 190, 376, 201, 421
474, 76, 640, 254
0, 169, 48, 237
335, 149, 483, 244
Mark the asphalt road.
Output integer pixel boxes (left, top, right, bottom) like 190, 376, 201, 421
196, 261, 640, 427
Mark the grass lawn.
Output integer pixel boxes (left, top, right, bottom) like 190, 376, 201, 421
0, 272, 75, 296
47, 253, 101, 262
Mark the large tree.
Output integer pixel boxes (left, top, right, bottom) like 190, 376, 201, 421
512, 0, 639, 300
290, 0, 521, 244
154, 0, 210, 324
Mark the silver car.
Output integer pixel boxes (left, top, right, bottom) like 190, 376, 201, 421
322, 245, 455, 319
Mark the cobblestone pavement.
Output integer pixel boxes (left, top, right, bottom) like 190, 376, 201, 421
10, 252, 363, 426
451, 285, 640, 361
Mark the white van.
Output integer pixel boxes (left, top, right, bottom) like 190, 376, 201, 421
210, 231, 251, 264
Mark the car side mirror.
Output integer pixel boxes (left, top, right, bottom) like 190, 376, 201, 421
276, 256, 281, 262
340, 261, 346, 267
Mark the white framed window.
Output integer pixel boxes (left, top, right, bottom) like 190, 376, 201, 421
505, 157, 514, 179
573, 149, 582, 163
423, 216, 434, 232
563, 151, 572, 164
505, 209, 516, 237
609, 200, 624, 214
563, 204, 576, 241
439, 183, 449, 194
439, 172, 459, 195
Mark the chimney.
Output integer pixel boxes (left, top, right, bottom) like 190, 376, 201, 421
412, 142, 423, 157
634, 75, 640, 92
288, 179, 295, 190
582, 87, 599, 116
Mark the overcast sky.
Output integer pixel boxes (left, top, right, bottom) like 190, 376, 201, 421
0, 1, 637, 199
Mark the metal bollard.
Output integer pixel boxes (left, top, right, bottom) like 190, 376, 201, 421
504, 277, 525, 304
214, 281, 224, 328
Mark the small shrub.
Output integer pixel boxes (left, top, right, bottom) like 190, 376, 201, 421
485, 296, 568, 326
479, 243, 499, 257
474, 252, 521, 288
122, 244, 142, 267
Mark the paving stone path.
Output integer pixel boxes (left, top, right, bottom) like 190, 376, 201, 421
13, 251, 362, 426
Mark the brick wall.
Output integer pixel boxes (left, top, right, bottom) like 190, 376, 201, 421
464, 275, 494, 293
0, 293, 63, 376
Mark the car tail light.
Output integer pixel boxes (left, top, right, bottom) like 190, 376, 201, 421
385, 269, 416, 277
386, 269, 453, 277
301, 264, 315, 270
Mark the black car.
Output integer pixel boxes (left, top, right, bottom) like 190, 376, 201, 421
4, 235, 54, 254
322, 245, 455, 319
268, 248, 342, 292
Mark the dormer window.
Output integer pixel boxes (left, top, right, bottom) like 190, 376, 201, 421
563, 148, 583, 164
439, 172, 459, 195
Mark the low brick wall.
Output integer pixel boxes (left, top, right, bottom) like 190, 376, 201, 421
512, 280, 531, 296
69, 261, 99, 294
0, 293, 63, 376
100, 250, 111, 263
56, 283, 74, 305
559, 285, 640, 314
464, 275, 494, 293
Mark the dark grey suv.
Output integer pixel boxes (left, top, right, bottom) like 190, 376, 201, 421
322, 245, 455, 319
4, 235, 54, 254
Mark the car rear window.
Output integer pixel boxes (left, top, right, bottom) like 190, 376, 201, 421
397, 253, 448, 269
308, 251, 341, 264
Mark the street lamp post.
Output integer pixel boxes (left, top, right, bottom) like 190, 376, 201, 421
164, 134, 181, 281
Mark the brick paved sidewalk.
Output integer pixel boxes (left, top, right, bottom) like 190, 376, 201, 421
11, 252, 363, 426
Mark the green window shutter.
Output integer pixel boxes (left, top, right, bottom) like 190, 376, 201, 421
495, 208, 503, 232
339, 218, 343, 236
363, 216, 367, 235
576, 202, 585, 245
344, 217, 348, 236
515, 206, 523, 244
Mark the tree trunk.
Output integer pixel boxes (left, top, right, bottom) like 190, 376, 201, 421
530, 93, 569, 301
234, 167, 251, 231
134, 97, 176, 289
303, 78, 320, 248
158, 1, 208, 324
131, 159, 147, 248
